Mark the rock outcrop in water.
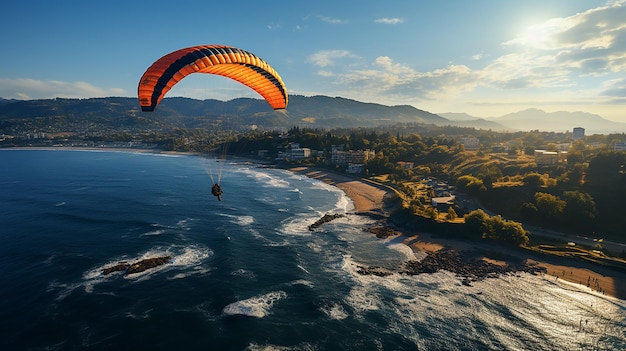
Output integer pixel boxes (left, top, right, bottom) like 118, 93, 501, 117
365, 226, 398, 239
400, 249, 546, 281
308, 213, 344, 231
102, 256, 172, 275
355, 248, 547, 285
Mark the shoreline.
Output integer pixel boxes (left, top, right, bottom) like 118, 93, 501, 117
289, 166, 626, 302
7, 148, 626, 301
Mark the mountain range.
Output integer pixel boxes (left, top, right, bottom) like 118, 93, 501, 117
1, 96, 624, 134
439, 109, 626, 134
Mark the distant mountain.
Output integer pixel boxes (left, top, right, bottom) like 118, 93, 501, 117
1, 96, 623, 134
286, 95, 448, 127
487, 108, 626, 134
439, 112, 483, 121
0, 95, 448, 131
438, 112, 509, 131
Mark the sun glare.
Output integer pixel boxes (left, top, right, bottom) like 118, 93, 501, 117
520, 24, 551, 47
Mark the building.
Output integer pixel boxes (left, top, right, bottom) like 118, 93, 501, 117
460, 137, 480, 150
431, 195, 456, 211
573, 127, 585, 140
290, 147, 311, 159
534, 149, 559, 165
277, 143, 312, 160
614, 142, 626, 151
331, 146, 375, 165
397, 161, 414, 169
347, 163, 365, 174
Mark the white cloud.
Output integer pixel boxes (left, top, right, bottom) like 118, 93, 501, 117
317, 70, 334, 77
483, 2, 626, 92
308, 50, 359, 67
374, 18, 405, 25
319, 16, 347, 25
600, 77, 626, 97
267, 22, 281, 30
0, 78, 125, 100
329, 56, 479, 100
308, 2, 626, 110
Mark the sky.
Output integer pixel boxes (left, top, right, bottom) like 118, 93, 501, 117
1, 0, 625, 122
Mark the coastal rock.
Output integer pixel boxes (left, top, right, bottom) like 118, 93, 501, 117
308, 213, 344, 231
102, 256, 172, 275
102, 262, 130, 275
365, 226, 398, 239
399, 249, 547, 281
356, 265, 394, 277
353, 248, 547, 283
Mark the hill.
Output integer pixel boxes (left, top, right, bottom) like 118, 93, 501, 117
441, 110, 626, 134
489, 108, 626, 134
1, 96, 624, 134
0, 96, 448, 132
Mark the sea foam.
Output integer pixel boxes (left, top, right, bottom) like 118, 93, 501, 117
222, 291, 287, 318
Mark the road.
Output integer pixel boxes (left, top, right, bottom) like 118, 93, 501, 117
524, 224, 626, 255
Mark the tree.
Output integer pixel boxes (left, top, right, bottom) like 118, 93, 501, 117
534, 192, 566, 219
464, 209, 490, 238
457, 175, 486, 194
463, 209, 529, 246
562, 191, 597, 223
478, 164, 502, 189
561, 163, 585, 186
524, 146, 536, 155
446, 207, 458, 221
586, 150, 626, 186
566, 151, 584, 165
522, 172, 544, 187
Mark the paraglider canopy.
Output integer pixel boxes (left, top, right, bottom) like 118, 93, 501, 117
138, 45, 288, 112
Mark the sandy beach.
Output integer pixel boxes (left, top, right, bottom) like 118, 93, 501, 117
290, 166, 626, 301
289, 167, 387, 212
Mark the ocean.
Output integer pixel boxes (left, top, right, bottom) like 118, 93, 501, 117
1, 149, 624, 351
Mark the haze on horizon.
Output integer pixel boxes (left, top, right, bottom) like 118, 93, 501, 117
1, 0, 624, 122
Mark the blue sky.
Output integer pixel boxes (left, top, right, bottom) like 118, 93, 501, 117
1, 0, 625, 122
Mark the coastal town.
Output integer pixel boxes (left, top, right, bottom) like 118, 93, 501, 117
5, 123, 626, 299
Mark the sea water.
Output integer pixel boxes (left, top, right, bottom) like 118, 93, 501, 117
0, 149, 624, 351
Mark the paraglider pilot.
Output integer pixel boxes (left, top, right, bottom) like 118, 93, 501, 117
211, 183, 223, 201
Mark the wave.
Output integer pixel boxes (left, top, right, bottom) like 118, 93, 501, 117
230, 268, 256, 280
220, 213, 254, 226
222, 291, 287, 318
58, 244, 215, 296
246, 342, 316, 351
239, 167, 291, 189
278, 214, 315, 236
139, 219, 195, 236
339, 252, 626, 349
141, 229, 166, 236
318, 300, 349, 320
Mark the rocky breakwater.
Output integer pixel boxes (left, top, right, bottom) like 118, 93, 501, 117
356, 248, 547, 286
102, 256, 172, 275
308, 213, 345, 231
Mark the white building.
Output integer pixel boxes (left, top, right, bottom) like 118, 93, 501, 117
331, 147, 375, 165
535, 149, 559, 165
277, 147, 311, 160
614, 142, 626, 151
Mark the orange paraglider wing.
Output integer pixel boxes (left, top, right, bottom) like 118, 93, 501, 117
138, 45, 287, 111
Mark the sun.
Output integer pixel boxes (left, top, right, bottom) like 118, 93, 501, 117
519, 23, 552, 47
